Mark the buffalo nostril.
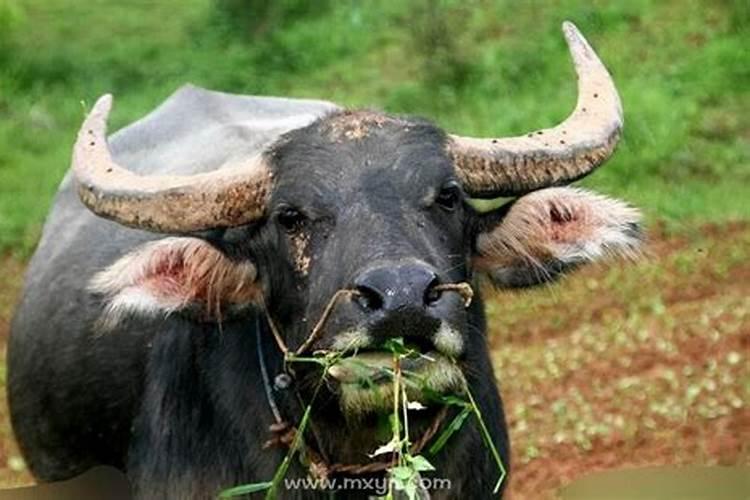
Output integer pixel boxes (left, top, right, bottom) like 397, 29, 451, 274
354, 286, 383, 311
354, 264, 440, 313
424, 277, 442, 305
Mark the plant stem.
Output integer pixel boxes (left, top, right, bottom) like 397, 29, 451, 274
401, 384, 410, 451
465, 385, 507, 494
387, 353, 402, 499
265, 403, 313, 499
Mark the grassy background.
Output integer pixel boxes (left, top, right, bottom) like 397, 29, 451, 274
0, 0, 748, 255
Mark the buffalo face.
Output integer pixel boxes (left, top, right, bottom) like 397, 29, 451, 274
257, 112, 474, 414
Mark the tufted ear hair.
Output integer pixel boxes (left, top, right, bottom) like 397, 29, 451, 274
473, 187, 643, 288
89, 237, 261, 329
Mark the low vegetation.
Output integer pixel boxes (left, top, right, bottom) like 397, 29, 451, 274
490, 222, 749, 497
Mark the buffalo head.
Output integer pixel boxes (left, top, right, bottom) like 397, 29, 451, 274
77, 23, 640, 418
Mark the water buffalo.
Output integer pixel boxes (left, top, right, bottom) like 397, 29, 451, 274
8, 22, 641, 499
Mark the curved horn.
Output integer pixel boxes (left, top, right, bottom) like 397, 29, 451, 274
448, 21, 623, 198
72, 94, 273, 233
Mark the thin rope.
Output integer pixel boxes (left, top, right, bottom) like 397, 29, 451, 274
262, 303, 289, 355
433, 282, 474, 307
264, 281, 473, 358
256, 316, 284, 424
294, 288, 361, 355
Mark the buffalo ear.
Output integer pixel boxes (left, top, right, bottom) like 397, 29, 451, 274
472, 187, 642, 288
89, 237, 261, 328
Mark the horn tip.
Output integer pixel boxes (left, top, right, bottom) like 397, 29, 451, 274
81, 94, 114, 135
93, 94, 113, 114
561, 20, 584, 45
561, 20, 579, 33
561, 20, 598, 66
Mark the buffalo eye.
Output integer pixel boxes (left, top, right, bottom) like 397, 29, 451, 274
435, 183, 461, 211
276, 206, 305, 232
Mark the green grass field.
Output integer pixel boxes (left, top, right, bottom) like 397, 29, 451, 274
0, 0, 748, 255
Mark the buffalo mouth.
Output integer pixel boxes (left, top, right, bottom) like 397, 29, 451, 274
325, 344, 466, 417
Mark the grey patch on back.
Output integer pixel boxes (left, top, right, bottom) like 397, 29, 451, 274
109, 84, 339, 176
57, 85, 338, 189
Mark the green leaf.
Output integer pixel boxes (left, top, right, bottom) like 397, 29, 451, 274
438, 394, 471, 407
406, 401, 427, 410
369, 437, 399, 457
427, 406, 472, 455
408, 455, 435, 472
382, 337, 408, 355
218, 481, 273, 498
405, 480, 418, 499
390, 465, 415, 482
419, 387, 470, 407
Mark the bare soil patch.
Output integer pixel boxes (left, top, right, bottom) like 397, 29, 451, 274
489, 222, 749, 498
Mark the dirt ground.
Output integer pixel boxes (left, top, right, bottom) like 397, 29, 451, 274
0, 223, 747, 498
489, 222, 749, 498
